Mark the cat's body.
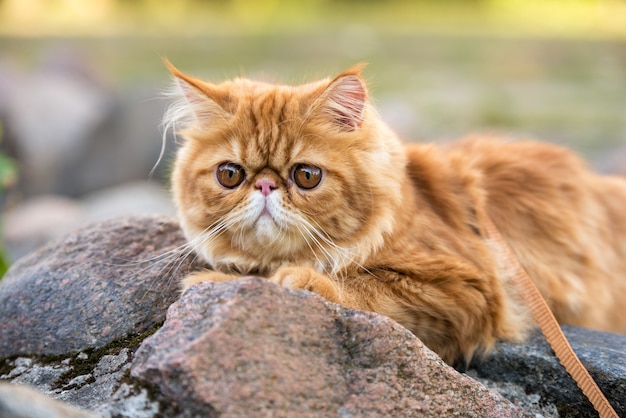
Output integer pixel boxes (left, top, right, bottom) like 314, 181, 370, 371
166, 62, 626, 365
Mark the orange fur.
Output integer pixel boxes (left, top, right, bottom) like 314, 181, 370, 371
166, 62, 626, 366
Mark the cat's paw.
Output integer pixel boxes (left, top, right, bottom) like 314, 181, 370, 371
180, 269, 239, 293
270, 266, 341, 303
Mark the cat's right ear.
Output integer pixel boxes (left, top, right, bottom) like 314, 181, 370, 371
309, 63, 368, 132
164, 59, 232, 126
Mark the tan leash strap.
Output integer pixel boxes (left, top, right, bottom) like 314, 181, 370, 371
484, 215, 618, 418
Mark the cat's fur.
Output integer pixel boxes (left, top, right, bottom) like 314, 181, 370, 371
165, 61, 626, 366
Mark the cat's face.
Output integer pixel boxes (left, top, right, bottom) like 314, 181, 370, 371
167, 62, 407, 275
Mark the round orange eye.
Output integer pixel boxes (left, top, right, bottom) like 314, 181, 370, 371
292, 164, 323, 190
216, 162, 245, 189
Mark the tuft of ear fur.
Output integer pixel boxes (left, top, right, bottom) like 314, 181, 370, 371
162, 59, 232, 134
316, 63, 368, 131
155, 59, 235, 175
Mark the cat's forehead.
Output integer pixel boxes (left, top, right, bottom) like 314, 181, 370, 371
218, 84, 319, 167
223, 77, 326, 99
225, 78, 274, 93
230, 118, 324, 172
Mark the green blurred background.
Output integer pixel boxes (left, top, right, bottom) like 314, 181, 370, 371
0, 0, 625, 269
2, 0, 626, 151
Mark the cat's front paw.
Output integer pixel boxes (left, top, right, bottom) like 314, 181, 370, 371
270, 267, 341, 303
180, 269, 240, 293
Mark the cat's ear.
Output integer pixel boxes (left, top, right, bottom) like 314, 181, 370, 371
164, 59, 233, 125
313, 63, 368, 131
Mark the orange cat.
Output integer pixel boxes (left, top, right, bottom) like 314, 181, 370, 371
165, 61, 626, 366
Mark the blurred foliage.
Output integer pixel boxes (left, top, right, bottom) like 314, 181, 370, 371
0, 0, 625, 38
0, 123, 17, 279
0, 143, 17, 193
0, 244, 8, 279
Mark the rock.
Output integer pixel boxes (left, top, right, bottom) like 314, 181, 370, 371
466, 370, 560, 417
470, 326, 626, 417
131, 277, 528, 417
63, 84, 173, 196
81, 181, 175, 224
0, 54, 112, 196
1, 350, 158, 418
0, 214, 203, 358
0, 382, 98, 418
2, 195, 86, 261
2, 181, 176, 262
0, 50, 172, 198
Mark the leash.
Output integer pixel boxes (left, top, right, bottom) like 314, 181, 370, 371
484, 215, 619, 418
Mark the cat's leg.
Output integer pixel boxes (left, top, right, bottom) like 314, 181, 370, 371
270, 266, 341, 304
181, 269, 240, 292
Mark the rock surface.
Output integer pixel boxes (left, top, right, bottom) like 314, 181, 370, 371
0, 215, 623, 417
131, 277, 527, 417
472, 326, 626, 417
0, 214, 200, 358
2, 181, 175, 261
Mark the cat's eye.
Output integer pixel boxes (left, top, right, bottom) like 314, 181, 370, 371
216, 162, 246, 189
292, 164, 323, 190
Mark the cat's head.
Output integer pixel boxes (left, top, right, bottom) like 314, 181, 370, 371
165, 61, 407, 275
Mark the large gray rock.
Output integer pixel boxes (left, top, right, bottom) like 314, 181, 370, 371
0, 214, 201, 358
471, 326, 626, 417
2, 181, 175, 262
131, 277, 528, 417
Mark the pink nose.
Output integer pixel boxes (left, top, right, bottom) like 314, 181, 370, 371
255, 178, 277, 196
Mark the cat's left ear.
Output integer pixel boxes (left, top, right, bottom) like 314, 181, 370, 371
314, 63, 368, 131
164, 58, 233, 127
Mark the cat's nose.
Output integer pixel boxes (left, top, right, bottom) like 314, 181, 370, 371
255, 178, 277, 196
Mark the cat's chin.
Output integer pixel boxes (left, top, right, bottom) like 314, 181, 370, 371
253, 216, 282, 247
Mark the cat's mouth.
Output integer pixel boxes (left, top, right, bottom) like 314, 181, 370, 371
246, 196, 296, 245
253, 196, 283, 226
254, 205, 277, 225
252, 205, 280, 232
259, 207, 273, 220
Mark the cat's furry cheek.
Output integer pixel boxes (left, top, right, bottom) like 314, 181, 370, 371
271, 266, 341, 304
180, 269, 240, 293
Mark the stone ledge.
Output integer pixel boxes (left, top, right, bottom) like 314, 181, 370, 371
470, 326, 625, 417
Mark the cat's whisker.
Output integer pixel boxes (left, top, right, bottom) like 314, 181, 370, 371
98, 242, 196, 297
305, 215, 380, 276
220, 210, 249, 250
183, 217, 237, 264
305, 217, 379, 287
294, 224, 333, 275
300, 223, 351, 299
296, 223, 352, 299
293, 217, 355, 299
109, 237, 203, 304
300, 217, 360, 268
98, 241, 189, 268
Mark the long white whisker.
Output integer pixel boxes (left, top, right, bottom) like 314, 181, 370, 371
295, 224, 332, 274
296, 220, 351, 298
299, 215, 376, 280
